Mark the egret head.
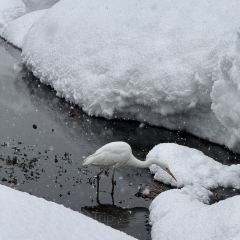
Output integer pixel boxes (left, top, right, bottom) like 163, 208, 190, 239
156, 161, 177, 182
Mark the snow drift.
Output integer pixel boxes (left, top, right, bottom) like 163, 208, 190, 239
18, 0, 240, 152
147, 143, 240, 188
0, 0, 26, 34
0, 184, 136, 240
148, 143, 240, 240
2, 9, 46, 48
150, 186, 240, 240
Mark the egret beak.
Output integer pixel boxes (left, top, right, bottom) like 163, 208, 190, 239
165, 168, 177, 182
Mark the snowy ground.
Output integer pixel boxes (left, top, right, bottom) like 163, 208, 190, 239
147, 143, 240, 240
147, 143, 240, 189
2, 9, 46, 48
150, 186, 240, 240
0, 184, 136, 240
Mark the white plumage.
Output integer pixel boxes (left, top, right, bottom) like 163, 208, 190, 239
83, 141, 176, 180
83, 142, 132, 168
83, 141, 176, 203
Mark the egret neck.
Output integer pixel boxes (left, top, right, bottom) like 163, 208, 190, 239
128, 155, 164, 168
127, 155, 177, 181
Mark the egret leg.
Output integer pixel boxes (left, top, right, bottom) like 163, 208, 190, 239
111, 168, 116, 205
96, 169, 104, 205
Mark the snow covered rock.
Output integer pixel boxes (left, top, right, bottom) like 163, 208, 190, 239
150, 186, 240, 240
0, 184, 136, 240
147, 143, 240, 189
0, 0, 26, 34
21, 0, 240, 151
2, 9, 46, 48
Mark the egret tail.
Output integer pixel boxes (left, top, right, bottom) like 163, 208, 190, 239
82, 152, 101, 166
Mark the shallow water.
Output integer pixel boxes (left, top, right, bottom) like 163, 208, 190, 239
1, 1, 240, 239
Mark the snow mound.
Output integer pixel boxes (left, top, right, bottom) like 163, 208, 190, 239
150, 186, 240, 240
147, 143, 240, 189
0, 0, 26, 35
2, 9, 47, 48
0, 185, 136, 240
21, 0, 240, 151
148, 144, 240, 240
211, 52, 240, 148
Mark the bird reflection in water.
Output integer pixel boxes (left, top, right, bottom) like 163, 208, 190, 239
82, 204, 150, 240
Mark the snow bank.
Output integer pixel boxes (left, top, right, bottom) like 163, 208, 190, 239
211, 52, 240, 148
0, 0, 26, 34
150, 186, 240, 240
21, 0, 240, 151
2, 9, 46, 48
0, 184, 136, 240
147, 143, 240, 188
147, 143, 240, 240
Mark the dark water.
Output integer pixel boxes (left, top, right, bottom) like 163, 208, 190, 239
0, 2, 240, 239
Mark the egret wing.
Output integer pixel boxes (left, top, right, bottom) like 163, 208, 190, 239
83, 142, 131, 167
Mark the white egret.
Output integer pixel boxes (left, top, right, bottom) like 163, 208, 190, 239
83, 141, 177, 202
